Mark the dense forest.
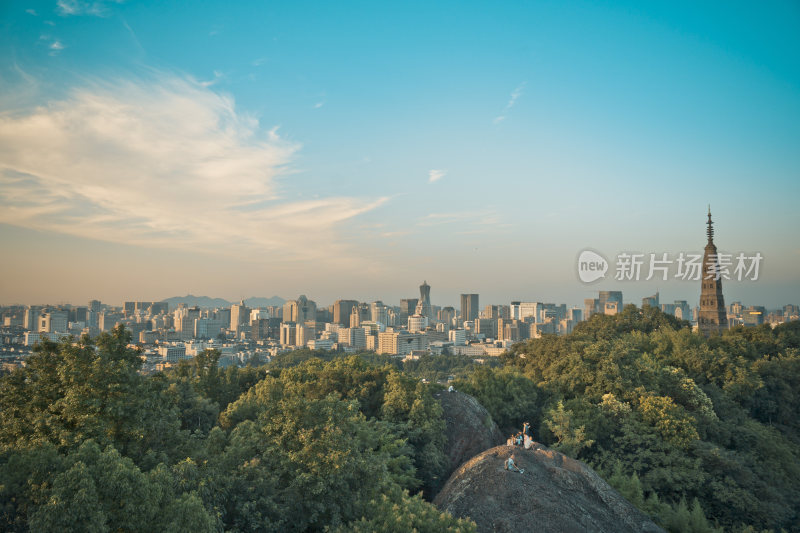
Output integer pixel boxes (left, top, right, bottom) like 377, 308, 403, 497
458, 306, 800, 532
1, 306, 798, 532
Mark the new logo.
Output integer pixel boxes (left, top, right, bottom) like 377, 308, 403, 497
577, 250, 608, 283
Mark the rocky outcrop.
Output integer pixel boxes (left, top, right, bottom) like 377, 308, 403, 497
434, 390, 505, 482
434, 443, 664, 533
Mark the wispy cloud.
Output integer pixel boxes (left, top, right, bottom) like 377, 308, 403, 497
493, 82, 526, 124
428, 169, 446, 183
200, 70, 225, 87
26, 9, 38, 16
41, 35, 65, 56
0, 73, 386, 260
418, 211, 486, 226
416, 210, 510, 233
57, 0, 124, 17
313, 101, 324, 109
121, 19, 145, 55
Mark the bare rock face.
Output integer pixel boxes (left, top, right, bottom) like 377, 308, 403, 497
434, 390, 505, 481
433, 443, 664, 533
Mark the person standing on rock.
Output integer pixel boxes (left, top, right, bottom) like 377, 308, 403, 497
523, 422, 533, 449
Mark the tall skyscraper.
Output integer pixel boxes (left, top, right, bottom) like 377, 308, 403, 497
438, 306, 456, 326
460, 294, 479, 322
283, 295, 316, 324
370, 301, 388, 325
699, 208, 728, 336
415, 280, 432, 318
399, 298, 418, 325
230, 300, 250, 334
333, 299, 358, 326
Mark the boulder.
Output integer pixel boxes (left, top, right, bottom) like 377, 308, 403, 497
434, 390, 505, 481
434, 443, 664, 533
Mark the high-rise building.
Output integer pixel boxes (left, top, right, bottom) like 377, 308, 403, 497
175, 306, 200, 340
407, 314, 429, 332
39, 310, 68, 333
98, 311, 122, 332
415, 281, 432, 318
283, 295, 316, 324
333, 299, 358, 326
698, 208, 728, 336
338, 327, 367, 349
348, 303, 370, 328
584, 298, 599, 320
642, 292, 659, 308
316, 307, 332, 323
438, 306, 456, 326
599, 291, 623, 313
280, 322, 297, 346
584, 292, 622, 319
399, 299, 418, 325
517, 302, 539, 322
370, 301, 388, 325
460, 294, 479, 322
741, 306, 765, 327
230, 300, 250, 334
72, 307, 88, 323
673, 300, 691, 321
24, 306, 42, 330
473, 317, 496, 339
195, 318, 224, 339
498, 318, 529, 342
377, 330, 427, 355
448, 329, 467, 345
482, 305, 509, 320
150, 301, 169, 315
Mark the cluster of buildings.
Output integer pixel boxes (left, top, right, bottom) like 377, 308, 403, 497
0, 281, 797, 372
0, 214, 796, 370
0, 283, 591, 370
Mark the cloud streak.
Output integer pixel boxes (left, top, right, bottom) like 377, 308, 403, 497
493, 82, 526, 124
0, 73, 386, 260
57, 0, 124, 17
428, 169, 446, 183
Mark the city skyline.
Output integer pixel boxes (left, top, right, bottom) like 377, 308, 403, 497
1, 2, 799, 307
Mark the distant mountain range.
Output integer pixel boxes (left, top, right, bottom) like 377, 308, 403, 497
162, 295, 286, 309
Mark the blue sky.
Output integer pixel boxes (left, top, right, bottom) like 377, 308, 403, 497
1, 0, 798, 308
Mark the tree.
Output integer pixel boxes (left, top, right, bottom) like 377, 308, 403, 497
27, 440, 215, 532
544, 400, 595, 458
341, 486, 476, 532
454, 366, 541, 431
0, 327, 188, 465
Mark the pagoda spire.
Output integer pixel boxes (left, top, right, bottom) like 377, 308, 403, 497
707, 205, 714, 244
